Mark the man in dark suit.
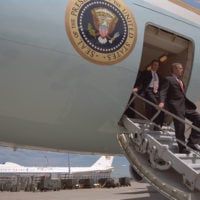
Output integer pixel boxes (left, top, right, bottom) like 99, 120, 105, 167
159, 63, 200, 153
128, 59, 164, 127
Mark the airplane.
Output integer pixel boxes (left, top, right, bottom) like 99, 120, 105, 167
0, 0, 200, 199
0, 156, 114, 178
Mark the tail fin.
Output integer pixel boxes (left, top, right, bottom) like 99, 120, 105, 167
91, 156, 114, 169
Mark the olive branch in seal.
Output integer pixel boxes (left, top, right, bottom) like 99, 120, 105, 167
88, 23, 96, 38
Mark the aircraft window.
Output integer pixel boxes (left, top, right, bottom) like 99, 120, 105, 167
123, 24, 194, 121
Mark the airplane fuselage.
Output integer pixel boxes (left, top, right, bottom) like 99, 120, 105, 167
0, 0, 200, 154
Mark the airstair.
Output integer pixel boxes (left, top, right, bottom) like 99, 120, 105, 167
117, 92, 200, 200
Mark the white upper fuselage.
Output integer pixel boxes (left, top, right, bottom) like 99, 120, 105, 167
0, 156, 114, 174
0, 0, 199, 154
0, 162, 112, 174
143, 0, 200, 26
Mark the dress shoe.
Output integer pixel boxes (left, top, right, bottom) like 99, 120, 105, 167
187, 142, 200, 152
179, 148, 190, 154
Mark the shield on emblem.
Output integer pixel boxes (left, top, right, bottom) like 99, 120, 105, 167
99, 23, 109, 38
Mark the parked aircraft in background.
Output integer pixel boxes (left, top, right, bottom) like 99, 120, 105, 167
0, 156, 113, 177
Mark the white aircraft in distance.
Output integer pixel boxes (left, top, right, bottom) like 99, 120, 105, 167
0, 0, 200, 199
0, 156, 113, 177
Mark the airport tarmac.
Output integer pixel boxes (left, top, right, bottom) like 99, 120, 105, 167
0, 182, 168, 200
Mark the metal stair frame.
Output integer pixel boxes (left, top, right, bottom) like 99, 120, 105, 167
117, 92, 200, 200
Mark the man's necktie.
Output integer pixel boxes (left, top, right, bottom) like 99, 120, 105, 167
177, 78, 184, 92
152, 72, 158, 93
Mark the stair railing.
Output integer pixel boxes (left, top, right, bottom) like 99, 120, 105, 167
122, 91, 200, 154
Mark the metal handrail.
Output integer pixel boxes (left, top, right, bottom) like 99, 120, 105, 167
130, 91, 200, 133
123, 91, 200, 154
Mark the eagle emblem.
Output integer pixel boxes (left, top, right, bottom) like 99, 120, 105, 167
88, 8, 120, 44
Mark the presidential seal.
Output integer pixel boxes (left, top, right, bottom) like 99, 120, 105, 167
65, 0, 137, 65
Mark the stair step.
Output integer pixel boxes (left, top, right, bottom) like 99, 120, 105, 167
152, 134, 174, 141
161, 126, 174, 131
163, 131, 176, 136
188, 163, 200, 170
175, 153, 199, 159
175, 153, 200, 165
152, 135, 177, 147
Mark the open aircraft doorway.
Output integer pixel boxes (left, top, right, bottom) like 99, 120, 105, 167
124, 24, 194, 121
141, 24, 193, 87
